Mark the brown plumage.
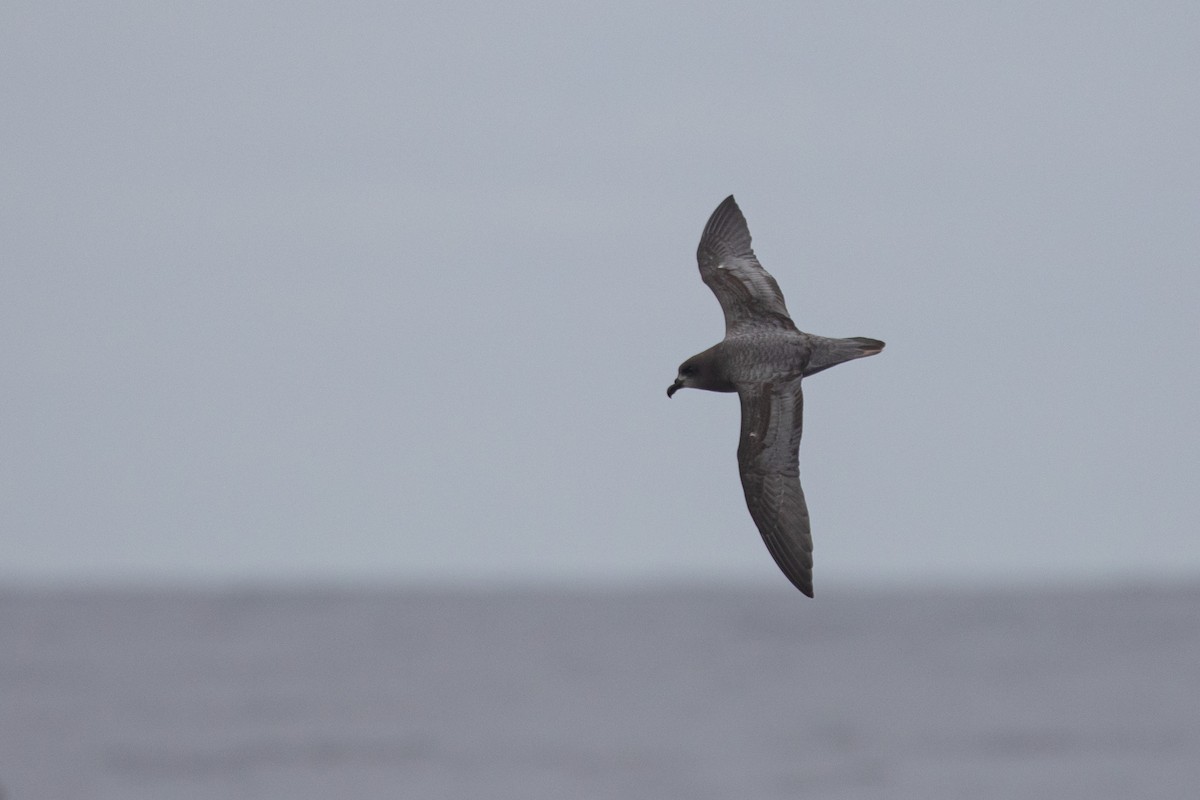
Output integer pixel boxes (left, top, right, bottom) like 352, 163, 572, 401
667, 196, 884, 597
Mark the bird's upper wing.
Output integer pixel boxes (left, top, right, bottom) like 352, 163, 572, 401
736, 377, 813, 597
696, 196, 796, 335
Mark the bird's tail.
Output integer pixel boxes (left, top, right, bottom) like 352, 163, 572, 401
803, 336, 885, 377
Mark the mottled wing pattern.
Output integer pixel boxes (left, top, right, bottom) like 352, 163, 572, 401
736, 377, 814, 597
696, 195, 796, 335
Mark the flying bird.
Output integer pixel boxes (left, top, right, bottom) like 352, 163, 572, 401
668, 196, 884, 597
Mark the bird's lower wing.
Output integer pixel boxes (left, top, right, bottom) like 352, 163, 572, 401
737, 378, 813, 597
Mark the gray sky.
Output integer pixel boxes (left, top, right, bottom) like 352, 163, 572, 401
3, 1, 1198, 589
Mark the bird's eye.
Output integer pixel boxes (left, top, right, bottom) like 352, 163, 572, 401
681, 365, 696, 376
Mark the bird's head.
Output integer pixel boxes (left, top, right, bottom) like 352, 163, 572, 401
666, 359, 702, 398
668, 348, 740, 396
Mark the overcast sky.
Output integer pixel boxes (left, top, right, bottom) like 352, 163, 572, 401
3, 1, 1198, 590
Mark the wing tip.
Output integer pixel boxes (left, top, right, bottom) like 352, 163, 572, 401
783, 566, 815, 598
700, 195, 752, 258
757, 518, 816, 598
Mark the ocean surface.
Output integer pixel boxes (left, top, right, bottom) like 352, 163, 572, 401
2, 583, 1198, 799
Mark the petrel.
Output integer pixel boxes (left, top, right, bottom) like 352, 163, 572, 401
667, 196, 884, 597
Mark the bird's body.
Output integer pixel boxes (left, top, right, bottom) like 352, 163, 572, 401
668, 196, 884, 598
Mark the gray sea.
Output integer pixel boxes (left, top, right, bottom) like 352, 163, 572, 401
2, 583, 1198, 799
